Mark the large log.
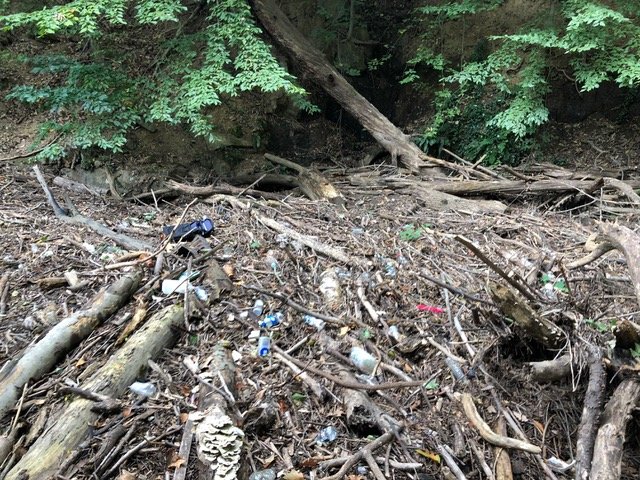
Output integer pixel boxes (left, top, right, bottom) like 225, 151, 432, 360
0, 271, 142, 420
5, 304, 185, 480
590, 378, 640, 480
251, 0, 443, 173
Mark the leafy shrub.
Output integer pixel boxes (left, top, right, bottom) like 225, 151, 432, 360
406, 0, 640, 165
1, 0, 315, 161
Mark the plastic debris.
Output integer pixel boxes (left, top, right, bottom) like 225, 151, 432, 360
417, 304, 445, 314
161, 279, 208, 301
356, 466, 368, 475
264, 250, 280, 272
259, 312, 283, 329
387, 325, 402, 342
383, 260, 397, 277
303, 314, 325, 331
249, 469, 276, 480
320, 269, 342, 308
257, 336, 271, 357
444, 358, 467, 383
252, 299, 265, 317
349, 347, 377, 375
163, 218, 214, 242
129, 381, 157, 397
316, 426, 338, 445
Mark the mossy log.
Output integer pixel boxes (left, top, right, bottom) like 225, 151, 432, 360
4, 304, 185, 480
0, 271, 143, 420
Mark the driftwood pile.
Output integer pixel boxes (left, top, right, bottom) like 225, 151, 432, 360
0, 152, 640, 480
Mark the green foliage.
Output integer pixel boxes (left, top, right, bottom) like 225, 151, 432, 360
1, 0, 314, 160
632, 343, 640, 360
408, 0, 640, 165
585, 318, 614, 334
399, 223, 430, 241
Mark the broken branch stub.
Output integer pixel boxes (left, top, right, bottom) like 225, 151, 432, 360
597, 223, 640, 307
488, 282, 564, 349
0, 270, 143, 420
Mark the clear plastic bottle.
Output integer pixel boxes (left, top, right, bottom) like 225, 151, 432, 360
303, 314, 325, 331
252, 299, 265, 316
257, 336, 271, 357
349, 347, 377, 375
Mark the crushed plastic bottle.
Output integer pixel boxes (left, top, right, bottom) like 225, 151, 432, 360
249, 469, 276, 480
259, 312, 283, 329
257, 336, 271, 357
316, 426, 338, 445
129, 381, 157, 397
383, 260, 397, 277
320, 269, 342, 308
252, 299, 265, 317
387, 325, 402, 342
161, 279, 208, 301
445, 357, 467, 383
264, 250, 280, 272
303, 314, 325, 331
349, 347, 377, 375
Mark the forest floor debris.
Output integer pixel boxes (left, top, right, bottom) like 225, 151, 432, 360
1, 160, 640, 479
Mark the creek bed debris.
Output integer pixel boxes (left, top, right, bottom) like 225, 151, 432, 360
1, 160, 640, 479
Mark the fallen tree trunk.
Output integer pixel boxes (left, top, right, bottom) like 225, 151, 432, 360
575, 346, 606, 480
0, 270, 142, 420
251, 0, 455, 174
4, 303, 185, 480
590, 378, 640, 480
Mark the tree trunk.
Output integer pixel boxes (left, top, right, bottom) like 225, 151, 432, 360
5, 304, 185, 480
251, 0, 437, 173
0, 271, 142, 420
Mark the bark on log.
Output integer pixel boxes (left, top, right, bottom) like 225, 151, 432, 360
408, 184, 507, 214
0, 271, 142, 420
4, 304, 185, 480
575, 346, 606, 480
590, 378, 640, 480
251, 0, 449, 174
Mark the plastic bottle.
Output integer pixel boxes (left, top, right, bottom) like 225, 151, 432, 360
303, 314, 325, 331
257, 336, 271, 357
249, 469, 276, 480
252, 299, 264, 316
129, 381, 157, 397
259, 313, 283, 329
316, 426, 338, 445
349, 347, 377, 375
